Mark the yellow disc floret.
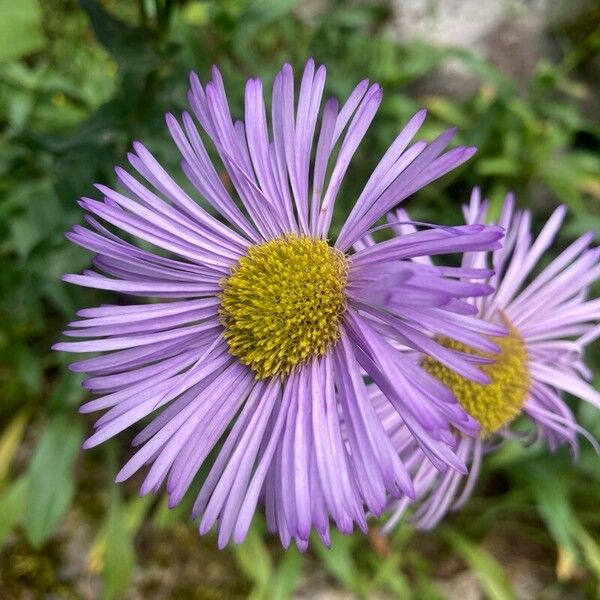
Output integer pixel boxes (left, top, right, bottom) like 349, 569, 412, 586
220, 235, 348, 379
423, 319, 531, 436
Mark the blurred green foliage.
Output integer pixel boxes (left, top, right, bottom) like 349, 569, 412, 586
0, 0, 599, 598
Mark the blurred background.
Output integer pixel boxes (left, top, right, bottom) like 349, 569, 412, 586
0, 0, 599, 598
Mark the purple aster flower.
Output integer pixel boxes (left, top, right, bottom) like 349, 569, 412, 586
54, 61, 504, 549
379, 189, 600, 532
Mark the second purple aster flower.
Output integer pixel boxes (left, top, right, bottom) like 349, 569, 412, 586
54, 60, 504, 549
379, 190, 600, 532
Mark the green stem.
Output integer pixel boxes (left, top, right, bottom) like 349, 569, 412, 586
560, 24, 600, 75
155, 0, 175, 36
137, 0, 148, 27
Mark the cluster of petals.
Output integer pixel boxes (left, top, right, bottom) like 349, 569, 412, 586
55, 60, 508, 549
381, 190, 600, 532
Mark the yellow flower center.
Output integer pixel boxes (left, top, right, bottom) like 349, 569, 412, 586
220, 235, 348, 379
423, 320, 531, 435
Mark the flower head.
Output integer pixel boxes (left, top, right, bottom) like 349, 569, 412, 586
381, 190, 600, 532
54, 61, 504, 549
220, 235, 348, 377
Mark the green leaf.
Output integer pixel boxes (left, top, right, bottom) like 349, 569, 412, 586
449, 47, 514, 97
572, 519, 600, 581
78, 0, 158, 74
0, 476, 28, 548
0, 0, 44, 62
477, 156, 520, 177
0, 410, 31, 482
522, 460, 600, 581
369, 550, 412, 598
24, 414, 83, 547
9, 216, 45, 259
425, 96, 469, 128
312, 530, 367, 595
233, 520, 273, 598
14, 345, 43, 394
102, 488, 136, 600
271, 547, 302, 600
237, 0, 301, 38
153, 492, 192, 528
77, 0, 131, 52
443, 528, 515, 600
47, 370, 86, 411
522, 462, 579, 567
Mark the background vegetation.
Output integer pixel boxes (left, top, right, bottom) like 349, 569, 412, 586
0, 0, 599, 598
